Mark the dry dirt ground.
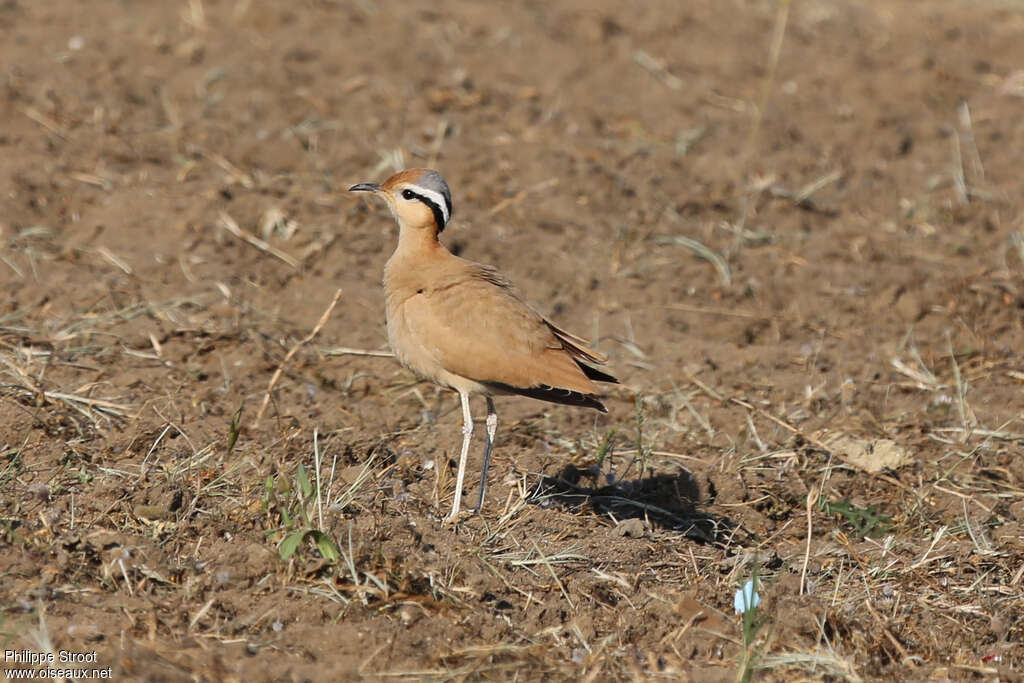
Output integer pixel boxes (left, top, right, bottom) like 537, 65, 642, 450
2, 0, 1024, 680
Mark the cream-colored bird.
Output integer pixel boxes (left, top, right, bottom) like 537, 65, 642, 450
350, 169, 617, 521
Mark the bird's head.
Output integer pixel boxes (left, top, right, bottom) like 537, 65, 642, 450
349, 168, 453, 233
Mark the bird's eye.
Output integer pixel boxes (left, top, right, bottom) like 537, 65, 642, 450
401, 189, 416, 200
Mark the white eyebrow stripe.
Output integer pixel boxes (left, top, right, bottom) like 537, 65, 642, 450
408, 185, 450, 225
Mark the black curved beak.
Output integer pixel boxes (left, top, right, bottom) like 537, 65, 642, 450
348, 182, 381, 193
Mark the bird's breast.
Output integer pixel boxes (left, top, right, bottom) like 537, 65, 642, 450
384, 288, 444, 384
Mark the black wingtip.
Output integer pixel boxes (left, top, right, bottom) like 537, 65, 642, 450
578, 362, 619, 385
485, 382, 609, 412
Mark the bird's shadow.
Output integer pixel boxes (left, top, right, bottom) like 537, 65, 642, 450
530, 464, 738, 546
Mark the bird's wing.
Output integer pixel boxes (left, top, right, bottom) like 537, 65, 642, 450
473, 265, 609, 366
399, 265, 603, 395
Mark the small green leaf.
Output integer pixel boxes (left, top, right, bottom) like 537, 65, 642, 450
276, 475, 292, 495
310, 531, 340, 562
280, 530, 307, 560
819, 499, 892, 538
262, 476, 276, 513
296, 463, 312, 499
596, 429, 617, 467
227, 402, 244, 455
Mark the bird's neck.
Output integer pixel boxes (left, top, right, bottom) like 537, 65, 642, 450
387, 222, 448, 282
385, 224, 453, 303
394, 222, 444, 257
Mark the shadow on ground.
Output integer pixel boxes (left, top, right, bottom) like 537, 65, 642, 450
532, 464, 741, 545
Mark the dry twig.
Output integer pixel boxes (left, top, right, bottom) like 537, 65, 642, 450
254, 289, 343, 425
219, 211, 299, 268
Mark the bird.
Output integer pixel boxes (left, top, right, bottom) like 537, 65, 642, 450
349, 168, 618, 521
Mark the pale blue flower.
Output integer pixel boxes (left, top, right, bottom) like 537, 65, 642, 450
734, 579, 761, 614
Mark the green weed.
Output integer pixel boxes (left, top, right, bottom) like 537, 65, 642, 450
819, 499, 893, 538
262, 462, 341, 563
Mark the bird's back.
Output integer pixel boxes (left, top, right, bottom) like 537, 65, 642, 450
384, 246, 615, 408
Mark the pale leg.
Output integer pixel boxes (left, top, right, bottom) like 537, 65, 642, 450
473, 397, 497, 514
447, 390, 474, 521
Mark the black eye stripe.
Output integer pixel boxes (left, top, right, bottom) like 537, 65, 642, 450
402, 190, 447, 230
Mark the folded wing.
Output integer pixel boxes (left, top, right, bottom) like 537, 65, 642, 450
401, 265, 617, 410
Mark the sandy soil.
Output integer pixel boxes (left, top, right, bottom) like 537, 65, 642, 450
2, 0, 1023, 680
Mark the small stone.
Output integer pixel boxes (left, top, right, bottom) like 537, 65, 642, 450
613, 518, 651, 538
398, 605, 419, 627
1008, 501, 1024, 521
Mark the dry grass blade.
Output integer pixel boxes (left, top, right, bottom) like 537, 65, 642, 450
1, 353, 131, 423
202, 150, 253, 187
735, 0, 790, 232
493, 545, 586, 568
94, 246, 133, 274
189, 597, 216, 631
665, 303, 771, 322
756, 651, 863, 683
71, 172, 113, 190
1010, 231, 1024, 265
957, 100, 985, 182
633, 50, 684, 90
795, 169, 842, 203
946, 334, 976, 440
331, 448, 379, 511
909, 526, 948, 570
863, 598, 917, 665
486, 178, 559, 217
530, 539, 575, 610
219, 211, 299, 268
932, 427, 1024, 441
961, 498, 993, 555
19, 105, 71, 140
321, 346, 395, 358
655, 235, 731, 286
25, 609, 57, 662
800, 485, 819, 595
254, 289, 343, 425
766, 170, 842, 215
890, 356, 943, 391
729, 396, 831, 452
950, 129, 968, 206
45, 391, 132, 419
